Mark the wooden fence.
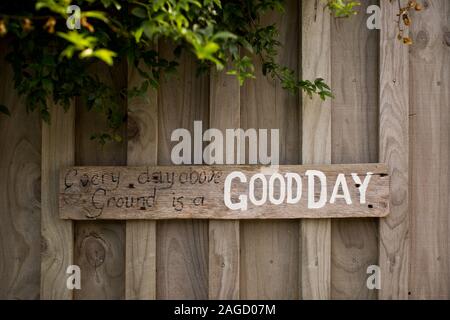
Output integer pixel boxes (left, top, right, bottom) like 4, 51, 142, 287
0, 0, 449, 299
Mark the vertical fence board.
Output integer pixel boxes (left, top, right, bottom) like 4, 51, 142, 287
0, 45, 42, 299
74, 63, 127, 299
208, 66, 240, 299
41, 103, 75, 299
379, 1, 410, 300
240, 0, 300, 299
300, 0, 331, 300
409, 0, 450, 299
156, 46, 209, 299
125, 63, 158, 299
330, 0, 379, 300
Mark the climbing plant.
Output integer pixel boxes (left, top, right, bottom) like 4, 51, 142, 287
0, 0, 421, 142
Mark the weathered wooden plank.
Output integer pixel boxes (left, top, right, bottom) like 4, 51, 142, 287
125, 62, 157, 299
41, 102, 75, 299
331, 0, 379, 300
156, 45, 209, 299
240, 0, 300, 299
379, 0, 410, 300
300, 0, 331, 300
60, 164, 389, 220
74, 62, 126, 299
409, 0, 450, 299
0, 43, 42, 299
208, 66, 240, 299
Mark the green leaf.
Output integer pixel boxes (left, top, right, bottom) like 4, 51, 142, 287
82, 11, 109, 23
57, 32, 98, 49
142, 21, 157, 40
212, 31, 237, 41
196, 42, 219, 59
42, 78, 53, 93
134, 27, 144, 43
131, 7, 147, 18
0, 104, 11, 116
112, 133, 123, 142
93, 49, 117, 65
112, 0, 122, 10
41, 108, 51, 123
79, 48, 94, 58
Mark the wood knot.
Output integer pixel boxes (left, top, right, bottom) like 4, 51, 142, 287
82, 233, 107, 268
41, 236, 48, 255
444, 31, 450, 47
415, 30, 429, 49
128, 116, 139, 140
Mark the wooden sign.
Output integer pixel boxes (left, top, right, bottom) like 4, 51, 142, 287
59, 164, 389, 220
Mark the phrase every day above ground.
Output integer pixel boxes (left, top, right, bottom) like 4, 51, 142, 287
59, 164, 390, 220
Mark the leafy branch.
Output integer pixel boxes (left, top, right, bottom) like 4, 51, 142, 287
0, 0, 413, 142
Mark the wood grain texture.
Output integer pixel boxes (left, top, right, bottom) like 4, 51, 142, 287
330, 0, 380, 300
208, 66, 240, 299
156, 44, 209, 299
73, 222, 125, 299
60, 164, 389, 220
41, 102, 75, 299
209, 220, 239, 298
409, 0, 450, 299
125, 62, 158, 299
300, 0, 331, 300
379, 0, 410, 300
74, 62, 127, 299
0, 44, 42, 299
240, 0, 300, 299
